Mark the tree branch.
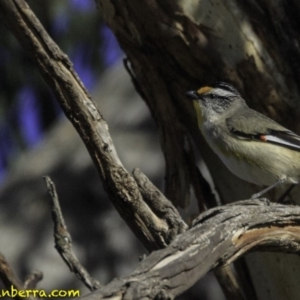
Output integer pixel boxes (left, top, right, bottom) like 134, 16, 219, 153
0, 253, 41, 300
79, 200, 300, 300
0, 0, 186, 251
44, 176, 101, 291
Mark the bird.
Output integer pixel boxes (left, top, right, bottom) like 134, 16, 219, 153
186, 82, 300, 200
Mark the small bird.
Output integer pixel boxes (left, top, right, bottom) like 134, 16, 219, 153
186, 82, 300, 200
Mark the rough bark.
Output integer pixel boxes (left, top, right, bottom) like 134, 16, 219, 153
96, 0, 300, 205
79, 200, 300, 300
94, 2, 300, 298
2, 0, 300, 299
0, 0, 187, 252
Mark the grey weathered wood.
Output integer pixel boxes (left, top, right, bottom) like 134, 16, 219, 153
80, 200, 300, 300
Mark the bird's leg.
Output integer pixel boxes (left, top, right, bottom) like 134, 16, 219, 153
251, 179, 284, 199
277, 184, 297, 204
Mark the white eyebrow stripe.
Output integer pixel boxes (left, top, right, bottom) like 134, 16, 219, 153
264, 135, 300, 150
213, 88, 236, 97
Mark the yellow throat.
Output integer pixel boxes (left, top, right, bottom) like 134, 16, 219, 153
193, 100, 204, 128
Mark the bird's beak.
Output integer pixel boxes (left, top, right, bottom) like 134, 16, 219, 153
185, 90, 200, 100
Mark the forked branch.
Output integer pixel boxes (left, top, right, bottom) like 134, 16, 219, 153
0, 0, 187, 251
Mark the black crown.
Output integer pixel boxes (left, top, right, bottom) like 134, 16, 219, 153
213, 82, 240, 96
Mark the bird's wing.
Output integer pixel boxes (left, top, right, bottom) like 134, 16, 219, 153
226, 108, 300, 151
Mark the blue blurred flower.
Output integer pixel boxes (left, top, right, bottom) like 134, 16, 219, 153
17, 86, 42, 147
100, 25, 123, 67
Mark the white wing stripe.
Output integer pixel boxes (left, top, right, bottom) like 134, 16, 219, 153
265, 135, 300, 150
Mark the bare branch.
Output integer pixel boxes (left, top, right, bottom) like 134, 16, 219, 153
0, 253, 37, 300
0, 0, 185, 251
24, 271, 43, 289
79, 200, 300, 300
132, 168, 188, 242
0, 253, 23, 291
44, 176, 101, 291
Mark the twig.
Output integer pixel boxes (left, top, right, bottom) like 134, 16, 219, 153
24, 271, 43, 289
132, 168, 188, 242
0, 252, 23, 290
43, 176, 101, 291
0, 252, 36, 300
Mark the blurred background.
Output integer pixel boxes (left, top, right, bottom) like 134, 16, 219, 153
0, 1, 224, 299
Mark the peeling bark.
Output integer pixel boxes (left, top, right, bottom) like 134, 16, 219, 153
2, 0, 300, 299
80, 201, 300, 300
